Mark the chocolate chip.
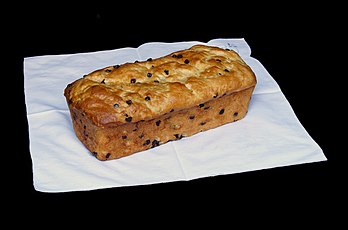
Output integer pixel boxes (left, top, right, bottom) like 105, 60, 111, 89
113, 64, 120, 68
83, 74, 87, 78
216, 59, 222, 62
105, 153, 111, 159
147, 72, 152, 78
164, 70, 169, 75
83, 125, 86, 129
200, 122, 206, 126
174, 134, 183, 140
213, 93, 218, 98
122, 135, 127, 139
134, 60, 139, 63
101, 79, 106, 84
113, 103, 120, 108
126, 100, 132, 105
234, 112, 238, 117
130, 78, 136, 83
92, 151, 98, 156
125, 117, 133, 122
224, 69, 230, 72
105, 69, 112, 73
173, 54, 183, 58
143, 139, 151, 146
199, 103, 204, 108
153, 80, 159, 83
184, 59, 190, 64
204, 106, 210, 110
152, 140, 160, 148
147, 58, 153, 61
155, 120, 161, 126
170, 109, 174, 112
189, 115, 195, 119
219, 109, 225, 115
145, 96, 151, 101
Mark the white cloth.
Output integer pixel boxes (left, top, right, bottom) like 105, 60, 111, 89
23, 38, 326, 192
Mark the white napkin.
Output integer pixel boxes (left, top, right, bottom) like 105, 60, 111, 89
24, 38, 326, 192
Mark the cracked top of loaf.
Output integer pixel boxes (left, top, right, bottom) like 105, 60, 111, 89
64, 44, 257, 126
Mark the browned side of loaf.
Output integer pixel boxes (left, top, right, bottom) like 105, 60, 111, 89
68, 86, 254, 160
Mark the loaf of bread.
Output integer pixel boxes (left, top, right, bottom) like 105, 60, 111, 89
64, 44, 257, 160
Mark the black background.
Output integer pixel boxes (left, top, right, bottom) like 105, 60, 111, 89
7, 1, 344, 223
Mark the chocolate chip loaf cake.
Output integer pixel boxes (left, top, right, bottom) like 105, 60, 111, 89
64, 44, 257, 160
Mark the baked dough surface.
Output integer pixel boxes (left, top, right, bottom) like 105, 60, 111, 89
64, 44, 257, 160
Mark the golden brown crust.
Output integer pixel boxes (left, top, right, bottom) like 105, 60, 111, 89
64, 44, 257, 160
64, 45, 256, 127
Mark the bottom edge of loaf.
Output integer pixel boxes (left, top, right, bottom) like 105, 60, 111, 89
69, 86, 255, 161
